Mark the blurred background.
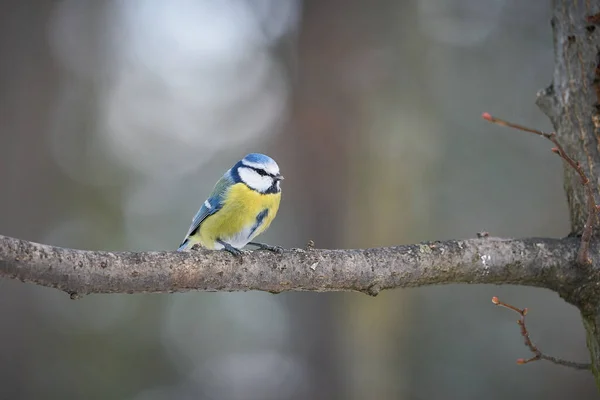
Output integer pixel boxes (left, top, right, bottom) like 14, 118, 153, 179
0, 0, 596, 399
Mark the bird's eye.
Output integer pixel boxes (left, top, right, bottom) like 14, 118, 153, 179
254, 168, 269, 177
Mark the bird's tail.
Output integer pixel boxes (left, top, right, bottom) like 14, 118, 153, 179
177, 238, 190, 251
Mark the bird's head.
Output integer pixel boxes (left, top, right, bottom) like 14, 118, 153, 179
232, 153, 283, 194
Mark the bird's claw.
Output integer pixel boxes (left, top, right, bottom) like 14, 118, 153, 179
218, 241, 247, 257
224, 247, 243, 257
248, 242, 284, 254
264, 245, 284, 254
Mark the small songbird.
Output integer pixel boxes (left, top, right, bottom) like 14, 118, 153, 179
178, 153, 283, 256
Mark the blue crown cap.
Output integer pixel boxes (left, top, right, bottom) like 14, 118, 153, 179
243, 153, 275, 164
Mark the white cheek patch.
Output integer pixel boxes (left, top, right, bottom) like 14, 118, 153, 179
238, 167, 273, 192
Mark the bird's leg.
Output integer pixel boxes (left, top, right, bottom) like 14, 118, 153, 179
217, 240, 243, 257
247, 242, 284, 254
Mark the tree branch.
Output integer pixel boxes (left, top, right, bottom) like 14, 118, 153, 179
0, 234, 595, 298
492, 296, 591, 370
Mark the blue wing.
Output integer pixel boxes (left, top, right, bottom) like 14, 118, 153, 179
178, 173, 233, 250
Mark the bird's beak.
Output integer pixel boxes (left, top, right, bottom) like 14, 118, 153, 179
275, 174, 284, 181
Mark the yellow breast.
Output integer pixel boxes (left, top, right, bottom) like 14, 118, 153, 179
197, 183, 280, 249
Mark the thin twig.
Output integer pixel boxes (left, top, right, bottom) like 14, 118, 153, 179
491, 297, 591, 370
482, 113, 598, 265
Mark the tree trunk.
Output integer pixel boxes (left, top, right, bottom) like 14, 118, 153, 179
539, 0, 600, 388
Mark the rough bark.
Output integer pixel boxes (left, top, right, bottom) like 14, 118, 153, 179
538, 0, 600, 235
536, 0, 600, 388
0, 234, 597, 299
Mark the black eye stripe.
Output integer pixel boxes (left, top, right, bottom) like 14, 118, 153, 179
252, 167, 272, 177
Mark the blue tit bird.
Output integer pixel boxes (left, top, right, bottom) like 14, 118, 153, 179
178, 153, 283, 256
